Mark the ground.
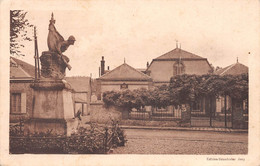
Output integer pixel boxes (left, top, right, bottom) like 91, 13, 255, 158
112, 129, 248, 154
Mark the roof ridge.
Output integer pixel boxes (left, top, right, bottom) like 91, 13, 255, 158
155, 48, 205, 60
124, 63, 151, 79
220, 63, 237, 76
155, 48, 177, 59
98, 63, 124, 79
98, 63, 151, 80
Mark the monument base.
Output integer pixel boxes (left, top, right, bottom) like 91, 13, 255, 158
24, 118, 79, 136
25, 79, 78, 136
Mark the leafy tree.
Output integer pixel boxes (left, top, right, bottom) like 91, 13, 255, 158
149, 85, 171, 108
169, 74, 200, 105
10, 10, 33, 56
103, 91, 120, 107
102, 74, 248, 112
170, 73, 248, 105
117, 90, 136, 110
223, 74, 248, 101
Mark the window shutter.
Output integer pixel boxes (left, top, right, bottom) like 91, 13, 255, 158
21, 93, 27, 113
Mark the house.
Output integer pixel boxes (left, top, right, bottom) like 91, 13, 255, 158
64, 76, 92, 116
214, 60, 248, 115
96, 61, 153, 99
10, 57, 35, 122
146, 45, 213, 86
10, 57, 93, 122
214, 60, 248, 76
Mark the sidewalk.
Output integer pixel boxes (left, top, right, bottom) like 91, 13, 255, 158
120, 125, 248, 133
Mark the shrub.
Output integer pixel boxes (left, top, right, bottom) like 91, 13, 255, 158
10, 121, 127, 154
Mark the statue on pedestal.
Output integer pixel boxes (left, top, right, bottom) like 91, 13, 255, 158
40, 13, 76, 79
26, 13, 78, 136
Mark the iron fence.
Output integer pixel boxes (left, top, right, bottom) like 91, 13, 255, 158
129, 106, 181, 121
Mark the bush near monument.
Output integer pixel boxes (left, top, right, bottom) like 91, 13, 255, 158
10, 120, 126, 154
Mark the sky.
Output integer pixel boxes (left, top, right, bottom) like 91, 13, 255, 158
10, 0, 259, 78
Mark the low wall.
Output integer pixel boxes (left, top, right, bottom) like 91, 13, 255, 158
120, 119, 179, 127
88, 103, 190, 127
89, 103, 122, 124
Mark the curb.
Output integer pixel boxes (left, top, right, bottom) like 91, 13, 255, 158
120, 125, 248, 133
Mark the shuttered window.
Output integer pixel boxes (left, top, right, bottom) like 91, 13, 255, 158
10, 93, 26, 114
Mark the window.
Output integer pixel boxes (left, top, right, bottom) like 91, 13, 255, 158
120, 83, 128, 89
10, 93, 26, 114
192, 101, 201, 112
75, 102, 88, 116
173, 62, 185, 75
243, 99, 248, 114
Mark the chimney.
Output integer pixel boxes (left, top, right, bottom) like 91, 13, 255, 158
101, 56, 105, 76
99, 67, 100, 77
107, 66, 110, 70
146, 61, 149, 68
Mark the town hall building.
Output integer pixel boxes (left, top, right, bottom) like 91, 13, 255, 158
146, 45, 213, 86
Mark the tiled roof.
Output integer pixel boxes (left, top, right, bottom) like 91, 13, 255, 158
11, 57, 35, 78
215, 62, 248, 76
10, 66, 33, 79
155, 48, 205, 60
97, 63, 151, 81
10, 57, 34, 80
136, 68, 147, 73
65, 76, 91, 92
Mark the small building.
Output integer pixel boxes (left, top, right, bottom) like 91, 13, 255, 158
214, 61, 248, 76
10, 57, 35, 122
214, 61, 248, 115
64, 76, 92, 116
96, 62, 153, 99
146, 46, 213, 86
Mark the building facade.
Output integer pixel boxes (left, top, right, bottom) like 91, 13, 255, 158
65, 76, 92, 116
10, 57, 93, 121
146, 47, 213, 86
10, 57, 35, 122
214, 61, 248, 114
96, 62, 153, 99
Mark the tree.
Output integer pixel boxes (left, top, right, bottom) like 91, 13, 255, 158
148, 85, 171, 108
10, 10, 33, 56
169, 74, 200, 105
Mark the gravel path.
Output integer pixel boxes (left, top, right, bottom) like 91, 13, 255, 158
112, 129, 248, 154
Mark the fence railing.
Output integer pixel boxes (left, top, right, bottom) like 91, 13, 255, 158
129, 106, 181, 121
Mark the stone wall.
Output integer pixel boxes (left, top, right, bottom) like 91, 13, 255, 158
89, 103, 122, 124
88, 103, 189, 127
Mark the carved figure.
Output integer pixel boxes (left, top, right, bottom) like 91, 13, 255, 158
47, 13, 75, 70
40, 13, 76, 79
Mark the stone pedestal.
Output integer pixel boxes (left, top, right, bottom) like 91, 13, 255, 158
232, 100, 245, 129
40, 51, 70, 79
180, 104, 191, 127
25, 79, 78, 136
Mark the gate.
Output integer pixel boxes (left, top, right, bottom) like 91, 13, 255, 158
190, 96, 232, 128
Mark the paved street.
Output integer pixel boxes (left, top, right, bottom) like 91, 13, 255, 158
112, 129, 248, 154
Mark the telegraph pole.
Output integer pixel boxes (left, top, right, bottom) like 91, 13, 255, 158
34, 26, 40, 79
